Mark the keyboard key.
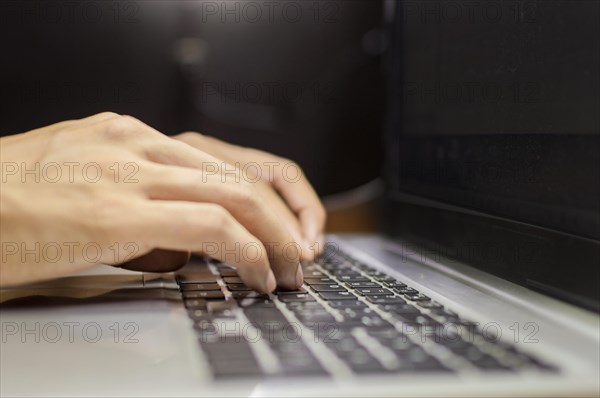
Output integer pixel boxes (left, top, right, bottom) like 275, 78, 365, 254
304, 277, 335, 285
360, 316, 390, 328
322, 263, 351, 271
339, 306, 376, 315
180, 283, 221, 292
318, 291, 357, 301
388, 304, 421, 315
385, 281, 407, 288
377, 277, 400, 285
268, 335, 307, 352
327, 300, 368, 309
454, 345, 511, 371
238, 299, 275, 308
210, 359, 263, 379
344, 348, 386, 373
336, 272, 363, 280
244, 307, 287, 327
345, 281, 381, 289
223, 277, 244, 284
363, 268, 385, 276
343, 277, 371, 283
325, 335, 361, 356
276, 287, 308, 295
393, 313, 437, 326
188, 309, 211, 320
183, 291, 225, 300
207, 301, 238, 317
404, 293, 431, 302
297, 315, 337, 328
205, 334, 254, 351
285, 301, 325, 310
178, 274, 218, 283
202, 336, 262, 378
471, 355, 512, 371
394, 287, 418, 295
278, 352, 326, 375
226, 284, 252, 292
184, 299, 208, 309
417, 301, 443, 310
439, 336, 471, 352
355, 288, 393, 296
289, 307, 329, 317
293, 307, 332, 318
396, 351, 451, 372
335, 320, 370, 329
365, 295, 404, 303
311, 284, 347, 293
278, 294, 317, 303
194, 320, 218, 334
367, 328, 402, 340
231, 291, 269, 300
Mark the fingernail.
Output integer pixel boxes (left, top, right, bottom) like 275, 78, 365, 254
295, 263, 304, 287
265, 270, 276, 293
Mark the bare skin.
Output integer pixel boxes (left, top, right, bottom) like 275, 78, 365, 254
0, 112, 326, 293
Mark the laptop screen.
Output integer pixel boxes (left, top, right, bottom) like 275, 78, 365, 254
385, 1, 600, 311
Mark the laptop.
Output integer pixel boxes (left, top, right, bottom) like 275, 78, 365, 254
1, 1, 599, 396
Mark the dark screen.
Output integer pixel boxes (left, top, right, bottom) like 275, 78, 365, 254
386, 0, 600, 310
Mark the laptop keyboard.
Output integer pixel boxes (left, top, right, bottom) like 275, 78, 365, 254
175, 248, 556, 379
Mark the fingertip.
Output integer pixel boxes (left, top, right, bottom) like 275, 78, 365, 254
265, 270, 276, 293
299, 239, 314, 261
295, 264, 304, 288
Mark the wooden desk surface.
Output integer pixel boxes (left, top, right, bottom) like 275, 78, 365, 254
325, 197, 383, 233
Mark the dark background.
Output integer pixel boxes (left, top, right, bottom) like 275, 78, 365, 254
0, 0, 387, 196
385, 0, 599, 310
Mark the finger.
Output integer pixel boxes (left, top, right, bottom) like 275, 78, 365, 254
129, 201, 276, 293
175, 133, 327, 253
271, 162, 326, 255
75, 112, 123, 128
142, 165, 303, 290
257, 183, 316, 261
84, 122, 301, 288
91, 117, 219, 168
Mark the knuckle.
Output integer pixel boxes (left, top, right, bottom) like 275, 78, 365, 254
120, 114, 144, 126
203, 204, 233, 233
231, 180, 261, 210
94, 111, 120, 119
278, 157, 304, 177
102, 115, 148, 140
176, 131, 203, 142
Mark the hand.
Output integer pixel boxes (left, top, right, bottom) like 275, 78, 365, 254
0, 113, 326, 292
174, 132, 326, 260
